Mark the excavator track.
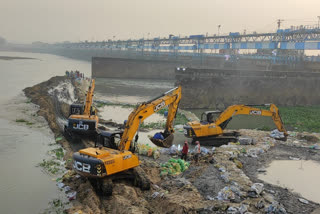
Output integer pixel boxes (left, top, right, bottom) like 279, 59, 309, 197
192, 133, 239, 147
89, 166, 150, 196
132, 166, 151, 190
89, 178, 113, 196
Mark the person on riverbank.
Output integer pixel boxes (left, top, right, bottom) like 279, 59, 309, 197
181, 140, 189, 160
194, 141, 201, 163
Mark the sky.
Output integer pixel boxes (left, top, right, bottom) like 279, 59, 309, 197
0, 0, 320, 43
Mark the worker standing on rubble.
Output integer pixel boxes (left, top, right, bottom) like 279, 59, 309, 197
194, 141, 201, 163
181, 140, 188, 160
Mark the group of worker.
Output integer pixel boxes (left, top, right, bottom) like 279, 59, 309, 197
180, 140, 201, 163
65, 70, 87, 80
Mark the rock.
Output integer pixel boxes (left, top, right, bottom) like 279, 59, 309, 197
217, 186, 235, 201
265, 202, 287, 214
270, 129, 285, 139
230, 185, 241, 196
255, 199, 265, 209
221, 173, 230, 183
239, 204, 248, 214
289, 156, 301, 160
151, 191, 160, 199
227, 206, 238, 214
248, 183, 264, 197
67, 191, 77, 201
64, 185, 71, 192
257, 168, 267, 173
206, 195, 215, 201
266, 189, 276, 194
247, 148, 263, 158
57, 182, 65, 189
239, 137, 253, 145
219, 167, 226, 172
298, 198, 309, 204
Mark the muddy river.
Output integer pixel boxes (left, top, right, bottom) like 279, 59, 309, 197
0, 51, 91, 214
259, 160, 320, 204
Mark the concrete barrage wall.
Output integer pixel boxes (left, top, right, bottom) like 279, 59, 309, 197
176, 68, 320, 108
92, 57, 183, 80
91, 56, 271, 80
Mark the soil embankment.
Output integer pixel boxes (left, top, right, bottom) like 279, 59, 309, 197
24, 76, 320, 213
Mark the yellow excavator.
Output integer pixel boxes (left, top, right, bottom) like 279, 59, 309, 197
64, 79, 98, 138
183, 104, 288, 146
73, 86, 181, 195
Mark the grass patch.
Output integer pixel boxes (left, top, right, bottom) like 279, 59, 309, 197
279, 106, 320, 132
15, 119, 34, 126
175, 112, 189, 125
95, 101, 135, 109
37, 159, 62, 174
258, 125, 272, 131
157, 108, 189, 125
49, 148, 64, 160
41, 198, 68, 214
16, 119, 27, 123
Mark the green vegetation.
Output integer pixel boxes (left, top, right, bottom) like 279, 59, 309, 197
157, 107, 189, 125
175, 111, 189, 125
41, 199, 68, 214
258, 125, 272, 131
140, 122, 165, 129
239, 105, 320, 132
279, 106, 320, 132
15, 119, 27, 123
37, 159, 62, 174
15, 118, 34, 125
139, 107, 189, 129
95, 101, 135, 109
53, 148, 64, 160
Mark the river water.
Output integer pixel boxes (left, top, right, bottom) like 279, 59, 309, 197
0, 51, 91, 214
259, 160, 320, 204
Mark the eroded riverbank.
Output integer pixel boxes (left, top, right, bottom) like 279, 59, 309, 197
22, 75, 320, 213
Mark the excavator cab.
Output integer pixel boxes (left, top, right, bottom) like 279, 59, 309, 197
69, 104, 84, 116
200, 111, 222, 124
95, 130, 123, 150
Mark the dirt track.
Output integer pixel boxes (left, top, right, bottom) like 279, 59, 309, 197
24, 75, 320, 214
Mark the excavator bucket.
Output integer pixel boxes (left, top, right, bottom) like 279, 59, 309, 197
149, 133, 174, 148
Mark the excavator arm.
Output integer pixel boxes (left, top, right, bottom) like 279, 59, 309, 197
119, 86, 181, 151
83, 79, 95, 116
215, 104, 288, 136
